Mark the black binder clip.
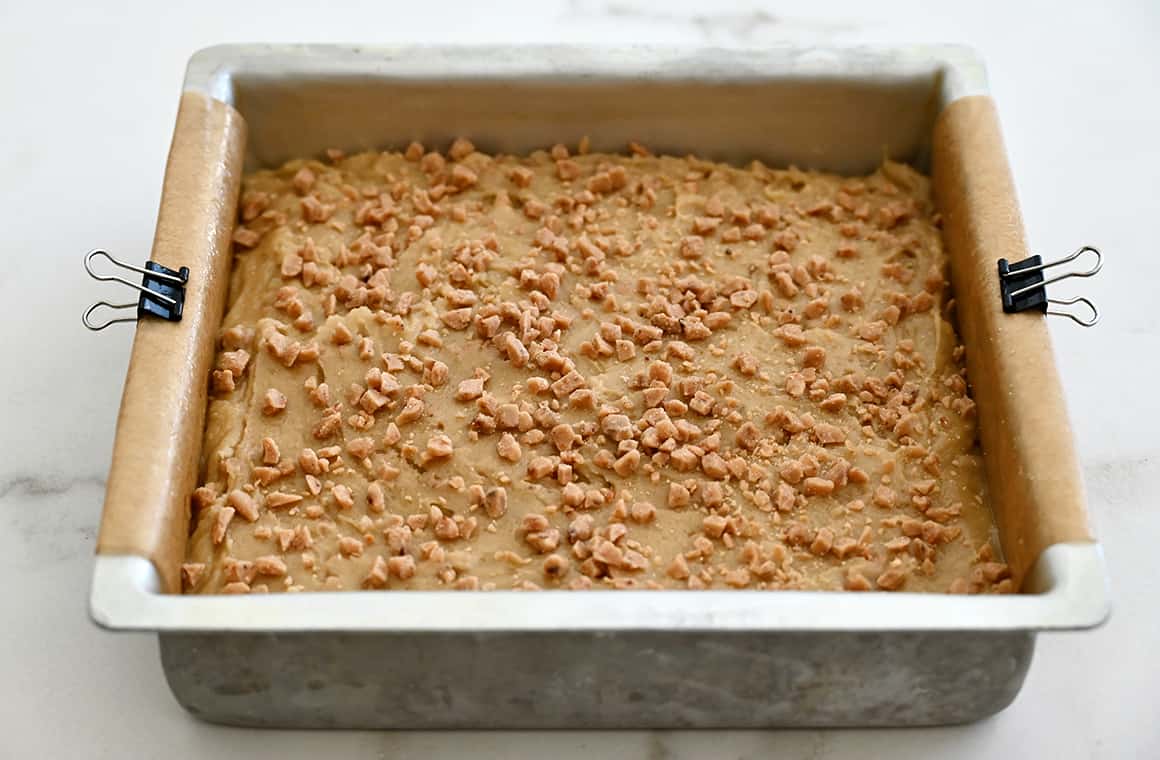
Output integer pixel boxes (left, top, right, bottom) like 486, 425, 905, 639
997, 246, 1102, 327
82, 250, 189, 331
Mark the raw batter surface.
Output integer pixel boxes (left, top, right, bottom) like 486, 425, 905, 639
183, 138, 1011, 594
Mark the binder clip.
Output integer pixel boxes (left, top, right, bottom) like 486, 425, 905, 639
82, 249, 189, 331
997, 246, 1102, 327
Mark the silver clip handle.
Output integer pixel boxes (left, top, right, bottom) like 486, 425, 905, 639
83, 301, 139, 331
1007, 246, 1103, 299
84, 249, 180, 307
1047, 296, 1100, 328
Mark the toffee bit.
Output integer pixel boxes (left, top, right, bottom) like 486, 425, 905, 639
496, 433, 523, 462
262, 389, 287, 416
227, 490, 259, 522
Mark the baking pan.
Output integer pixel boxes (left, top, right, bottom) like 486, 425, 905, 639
89, 44, 1109, 728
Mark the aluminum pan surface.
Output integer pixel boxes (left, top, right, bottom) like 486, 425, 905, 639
92, 45, 1107, 634
185, 43, 989, 107
93, 543, 1108, 633
187, 44, 985, 174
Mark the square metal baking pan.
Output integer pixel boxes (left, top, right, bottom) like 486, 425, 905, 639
89, 44, 1109, 728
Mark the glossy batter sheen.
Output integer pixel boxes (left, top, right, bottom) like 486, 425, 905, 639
183, 138, 1011, 595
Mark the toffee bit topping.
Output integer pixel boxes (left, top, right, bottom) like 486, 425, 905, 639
191, 141, 1001, 596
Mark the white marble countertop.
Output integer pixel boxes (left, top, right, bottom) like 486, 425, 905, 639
2, 0, 1157, 757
